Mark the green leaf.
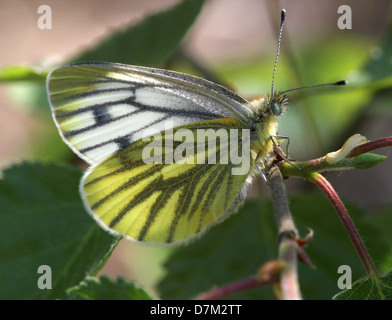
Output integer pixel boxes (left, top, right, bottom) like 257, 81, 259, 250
333, 272, 392, 300
0, 162, 120, 300
67, 275, 155, 300
361, 19, 392, 83
74, 0, 204, 67
157, 195, 389, 300
158, 199, 278, 300
0, 65, 47, 82
352, 153, 387, 169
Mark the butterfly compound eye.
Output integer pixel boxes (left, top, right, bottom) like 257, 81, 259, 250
271, 102, 283, 116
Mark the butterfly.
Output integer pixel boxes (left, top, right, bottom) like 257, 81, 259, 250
46, 10, 344, 244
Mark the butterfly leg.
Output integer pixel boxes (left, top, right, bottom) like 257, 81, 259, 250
269, 135, 301, 170
255, 163, 269, 186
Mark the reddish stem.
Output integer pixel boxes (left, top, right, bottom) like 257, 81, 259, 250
194, 276, 275, 300
289, 136, 392, 173
312, 173, 379, 276
349, 137, 392, 157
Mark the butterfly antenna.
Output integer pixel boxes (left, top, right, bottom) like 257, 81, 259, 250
270, 10, 347, 96
271, 9, 286, 98
280, 80, 347, 95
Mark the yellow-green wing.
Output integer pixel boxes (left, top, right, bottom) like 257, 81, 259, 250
81, 119, 253, 244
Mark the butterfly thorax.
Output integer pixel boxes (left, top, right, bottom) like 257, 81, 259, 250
248, 92, 288, 163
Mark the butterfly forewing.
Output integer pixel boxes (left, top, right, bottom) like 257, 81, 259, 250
47, 62, 253, 165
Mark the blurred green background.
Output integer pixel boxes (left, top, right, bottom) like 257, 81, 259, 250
0, 0, 391, 299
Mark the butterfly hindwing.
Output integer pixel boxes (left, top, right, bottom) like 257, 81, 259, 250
81, 119, 253, 244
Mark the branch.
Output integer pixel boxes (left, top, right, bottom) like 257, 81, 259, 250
266, 163, 302, 300
194, 276, 275, 300
194, 164, 306, 300
280, 135, 390, 178
349, 137, 392, 157
311, 173, 379, 276
276, 135, 391, 276
193, 135, 390, 300
193, 259, 287, 300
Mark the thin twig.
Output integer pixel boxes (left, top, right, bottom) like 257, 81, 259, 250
266, 163, 302, 300
267, 164, 298, 240
194, 163, 304, 300
349, 137, 392, 157
278, 239, 301, 300
280, 136, 391, 178
194, 276, 276, 300
312, 173, 379, 276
